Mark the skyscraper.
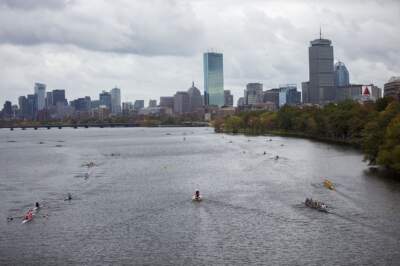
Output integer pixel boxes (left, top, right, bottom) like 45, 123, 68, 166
110, 87, 121, 114
204, 52, 224, 106
334, 61, 350, 87
34, 83, 46, 110
308, 34, 335, 104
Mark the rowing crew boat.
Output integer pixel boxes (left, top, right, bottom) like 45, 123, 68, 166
22, 210, 34, 224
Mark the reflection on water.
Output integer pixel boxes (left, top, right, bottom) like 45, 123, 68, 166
1, 127, 400, 265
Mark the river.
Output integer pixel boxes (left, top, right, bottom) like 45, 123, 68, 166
1, 127, 399, 265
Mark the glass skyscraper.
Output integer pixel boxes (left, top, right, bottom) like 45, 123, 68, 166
334, 61, 350, 87
203, 52, 224, 106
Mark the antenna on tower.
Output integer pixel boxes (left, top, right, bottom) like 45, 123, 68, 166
319, 25, 322, 39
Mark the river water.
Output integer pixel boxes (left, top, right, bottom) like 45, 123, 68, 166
1, 127, 399, 265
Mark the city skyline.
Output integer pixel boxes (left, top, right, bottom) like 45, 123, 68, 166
0, 1, 399, 105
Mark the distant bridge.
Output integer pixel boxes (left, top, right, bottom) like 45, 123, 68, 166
1, 122, 209, 130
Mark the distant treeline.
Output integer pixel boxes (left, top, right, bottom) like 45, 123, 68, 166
0, 115, 202, 128
214, 98, 400, 174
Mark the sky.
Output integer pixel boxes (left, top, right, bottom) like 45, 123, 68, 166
0, 0, 399, 106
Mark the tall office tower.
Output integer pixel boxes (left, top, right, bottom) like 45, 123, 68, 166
99, 91, 112, 110
245, 83, 263, 105
18, 96, 29, 118
110, 87, 121, 114
148, 100, 157, 108
27, 94, 38, 119
34, 83, 46, 110
308, 34, 335, 104
173, 91, 190, 114
224, 90, 234, 106
334, 61, 350, 87
46, 91, 53, 107
204, 52, 224, 106
187, 82, 203, 112
52, 90, 66, 106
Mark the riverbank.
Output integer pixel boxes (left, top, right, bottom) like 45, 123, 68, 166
213, 98, 400, 175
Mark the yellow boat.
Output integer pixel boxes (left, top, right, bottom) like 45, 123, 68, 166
323, 179, 335, 190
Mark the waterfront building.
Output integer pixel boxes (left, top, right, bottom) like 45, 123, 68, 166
337, 84, 382, 102
224, 90, 234, 107
245, 83, 263, 105
301, 82, 310, 103
46, 91, 53, 107
263, 89, 280, 108
34, 83, 46, 111
18, 96, 29, 119
133, 100, 145, 111
308, 34, 335, 104
334, 61, 350, 87
204, 52, 224, 106
173, 91, 190, 114
122, 102, 134, 115
52, 89, 66, 106
278, 85, 301, 107
71, 97, 91, 112
91, 100, 100, 109
160, 97, 174, 109
148, 99, 157, 108
237, 97, 245, 107
2, 101, 12, 119
110, 87, 121, 114
26, 94, 38, 120
384, 77, 400, 101
187, 82, 203, 112
99, 91, 112, 110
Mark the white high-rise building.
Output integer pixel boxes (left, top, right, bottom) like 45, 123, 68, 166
110, 87, 121, 114
34, 83, 46, 111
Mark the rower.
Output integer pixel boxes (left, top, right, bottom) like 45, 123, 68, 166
35, 202, 40, 209
67, 193, 72, 200
195, 190, 200, 200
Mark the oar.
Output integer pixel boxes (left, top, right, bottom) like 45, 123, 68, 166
7, 215, 23, 221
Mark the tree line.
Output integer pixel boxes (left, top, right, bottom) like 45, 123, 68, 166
214, 98, 400, 174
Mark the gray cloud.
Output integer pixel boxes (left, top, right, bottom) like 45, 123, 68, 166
0, 0, 70, 10
0, 0, 205, 56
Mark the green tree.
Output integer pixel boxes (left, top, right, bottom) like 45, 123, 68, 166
377, 114, 400, 171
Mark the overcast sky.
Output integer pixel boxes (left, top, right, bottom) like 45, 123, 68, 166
0, 0, 399, 105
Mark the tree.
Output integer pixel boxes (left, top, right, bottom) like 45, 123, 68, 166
377, 114, 400, 172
